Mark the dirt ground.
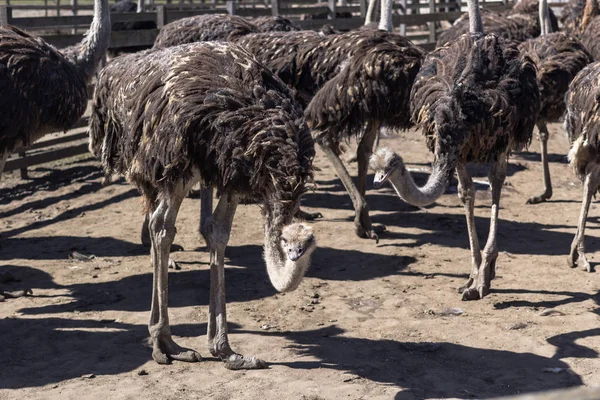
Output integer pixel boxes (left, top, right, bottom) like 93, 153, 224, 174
1, 123, 599, 400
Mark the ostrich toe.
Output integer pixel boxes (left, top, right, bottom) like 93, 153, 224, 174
152, 335, 202, 364
222, 354, 268, 370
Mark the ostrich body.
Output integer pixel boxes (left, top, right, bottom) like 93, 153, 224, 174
370, 0, 539, 300
89, 42, 317, 368
561, 0, 587, 35
577, 0, 600, 60
518, 0, 592, 204
0, 0, 110, 300
437, 0, 558, 46
237, 28, 425, 240
152, 14, 299, 50
564, 61, 600, 272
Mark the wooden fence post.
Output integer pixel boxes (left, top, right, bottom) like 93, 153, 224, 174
18, 149, 28, 180
327, 0, 336, 19
156, 5, 167, 28
57, 0, 61, 17
399, 0, 407, 35
271, 0, 280, 16
0, 5, 8, 27
428, 0, 436, 43
359, 0, 367, 18
226, 0, 236, 15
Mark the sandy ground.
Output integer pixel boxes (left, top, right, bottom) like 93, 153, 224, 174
0, 123, 599, 400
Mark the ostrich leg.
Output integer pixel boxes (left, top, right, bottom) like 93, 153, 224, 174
205, 193, 267, 369
319, 130, 381, 241
148, 182, 202, 364
527, 122, 553, 204
456, 164, 482, 293
357, 126, 385, 234
567, 165, 600, 272
462, 157, 507, 301
199, 187, 213, 247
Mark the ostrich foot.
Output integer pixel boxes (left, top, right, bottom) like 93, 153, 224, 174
461, 284, 489, 301
221, 353, 268, 370
526, 191, 552, 205
461, 257, 495, 300
354, 222, 385, 243
457, 277, 474, 293
567, 248, 594, 272
295, 208, 323, 221
151, 335, 202, 364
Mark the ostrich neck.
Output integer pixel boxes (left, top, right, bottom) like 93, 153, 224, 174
378, 0, 393, 31
539, 0, 552, 35
365, 0, 377, 25
71, 0, 111, 79
468, 0, 484, 34
386, 153, 457, 207
263, 208, 311, 293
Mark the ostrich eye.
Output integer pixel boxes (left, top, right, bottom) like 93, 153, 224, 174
298, 248, 303, 253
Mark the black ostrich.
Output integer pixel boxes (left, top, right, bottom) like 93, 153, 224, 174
236, 28, 425, 240
519, 0, 592, 204
0, 0, 111, 300
89, 42, 317, 368
437, 0, 559, 46
564, 61, 600, 273
152, 14, 299, 50
369, 0, 540, 300
576, 0, 600, 60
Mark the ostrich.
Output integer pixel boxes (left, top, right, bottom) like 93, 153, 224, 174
370, 0, 539, 300
577, 0, 600, 60
519, 0, 592, 204
152, 14, 299, 50
564, 61, 600, 272
236, 25, 424, 240
251, 16, 300, 32
89, 42, 317, 368
0, 0, 110, 299
437, 0, 559, 46
561, 0, 587, 35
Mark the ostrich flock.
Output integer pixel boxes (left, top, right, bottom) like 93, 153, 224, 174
1, 0, 600, 369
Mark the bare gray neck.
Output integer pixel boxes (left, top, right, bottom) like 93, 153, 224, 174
386, 154, 456, 207
72, 0, 111, 79
378, 0, 393, 31
365, 0, 377, 25
539, 0, 552, 34
468, 0, 484, 34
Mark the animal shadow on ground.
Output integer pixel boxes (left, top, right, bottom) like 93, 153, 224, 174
514, 150, 569, 164
371, 208, 593, 257
241, 325, 581, 399
0, 317, 231, 390
18, 245, 414, 316
0, 187, 139, 239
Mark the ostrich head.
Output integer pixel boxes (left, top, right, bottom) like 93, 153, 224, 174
280, 223, 316, 262
370, 147, 405, 189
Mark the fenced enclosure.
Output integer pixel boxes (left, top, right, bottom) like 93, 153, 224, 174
0, 0, 568, 175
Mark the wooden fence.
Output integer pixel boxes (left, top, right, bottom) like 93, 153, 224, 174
0, 0, 567, 175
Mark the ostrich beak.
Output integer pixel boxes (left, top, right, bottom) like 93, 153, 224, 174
373, 171, 388, 189
288, 249, 303, 262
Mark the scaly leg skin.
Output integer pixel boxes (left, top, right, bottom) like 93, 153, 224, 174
462, 157, 507, 301
148, 182, 202, 364
199, 187, 214, 248
357, 126, 385, 237
456, 164, 482, 293
206, 193, 267, 370
567, 165, 600, 273
527, 122, 553, 204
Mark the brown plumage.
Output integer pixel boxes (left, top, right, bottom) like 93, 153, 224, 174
564, 61, 600, 272
251, 16, 300, 32
237, 28, 425, 239
89, 41, 317, 369
578, 0, 600, 60
375, 32, 539, 300
152, 14, 299, 50
518, 32, 592, 203
0, 0, 110, 160
561, 0, 587, 35
437, 1, 558, 46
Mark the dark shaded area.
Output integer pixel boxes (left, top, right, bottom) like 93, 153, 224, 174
243, 326, 582, 399
17, 245, 414, 316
